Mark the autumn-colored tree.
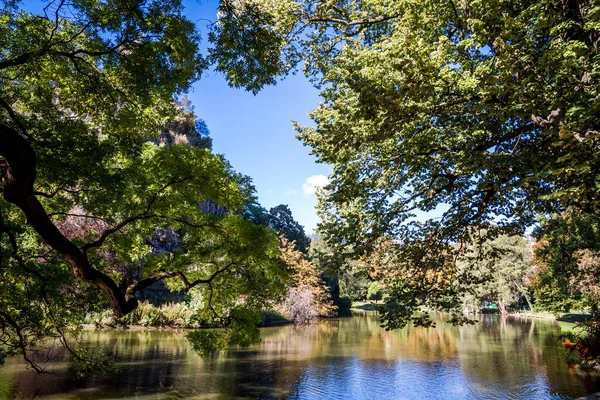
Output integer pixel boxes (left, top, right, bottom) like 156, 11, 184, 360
279, 237, 336, 323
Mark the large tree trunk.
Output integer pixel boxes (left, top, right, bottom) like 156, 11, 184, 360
0, 124, 213, 317
0, 123, 137, 317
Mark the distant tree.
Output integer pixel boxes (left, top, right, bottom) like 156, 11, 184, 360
267, 205, 311, 254
458, 234, 534, 315
243, 202, 270, 226
309, 234, 369, 302
367, 282, 383, 302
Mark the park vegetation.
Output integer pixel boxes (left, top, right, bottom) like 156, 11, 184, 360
1, 0, 600, 372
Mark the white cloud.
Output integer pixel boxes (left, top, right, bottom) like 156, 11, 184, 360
302, 174, 329, 196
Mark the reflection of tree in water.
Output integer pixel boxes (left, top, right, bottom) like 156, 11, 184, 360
454, 314, 598, 397
2, 315, 600, 398
4, 330, 192, 398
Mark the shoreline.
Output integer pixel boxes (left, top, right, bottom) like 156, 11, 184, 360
79, 310, 589, 331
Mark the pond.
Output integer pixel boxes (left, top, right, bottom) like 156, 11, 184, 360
1, 312, 600, 399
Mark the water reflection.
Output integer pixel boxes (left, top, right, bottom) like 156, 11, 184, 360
1, 313, 599, 399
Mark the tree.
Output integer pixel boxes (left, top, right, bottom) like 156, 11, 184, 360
309, 234, 370, 303
266, 204, 310, 254
367, 281, 383, 302
534, 212, 600, 367
0, 0, 286, 370
532, 211, 600, 316
458, 234, 534, 315
308, 233, 367, 315
209, 0, 600, 326
279, 236, 336, 323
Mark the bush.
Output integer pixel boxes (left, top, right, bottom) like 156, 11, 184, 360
85, 300, 199, 328
282, 287, 318, 324
562, 318, 600, 370
260, 309, 289, 326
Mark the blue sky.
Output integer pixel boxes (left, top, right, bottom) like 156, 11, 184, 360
183, 0, 330, 233
191, 72, 329, 233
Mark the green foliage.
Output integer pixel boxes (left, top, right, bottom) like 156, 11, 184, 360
266, 205, 311, 254
458, 234, 534, 314
209, 0, 302, 93
86, 301, 196, 328
186, 306, 262, 356
367, 281, 383, 301
309, 234, 369, 302
533, 211, 600, 314
69, 347, 116, 379
259, 309, 289, 326
210, 0, 600, 328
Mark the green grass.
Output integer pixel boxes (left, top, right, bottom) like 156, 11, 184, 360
350, 301, 380, 311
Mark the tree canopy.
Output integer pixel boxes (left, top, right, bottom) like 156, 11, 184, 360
0, 0, 287, 369
210, 0, 600, 326
266, 204, 311, 254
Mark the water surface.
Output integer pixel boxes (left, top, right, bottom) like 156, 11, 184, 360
1, 313, 599, 399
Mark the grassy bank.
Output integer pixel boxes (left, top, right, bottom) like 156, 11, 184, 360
84, 301, 291, 329
350, 301, 381, 311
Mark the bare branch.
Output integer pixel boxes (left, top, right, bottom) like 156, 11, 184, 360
308, 14, 396, 28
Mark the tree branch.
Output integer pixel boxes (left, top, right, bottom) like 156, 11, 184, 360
0, 310, 44, 373
0, 123, 136, 317
308, 14, 397, 28
124, 262, 237, 303
472, 123, 535, 152
0, 97, 29, 138
81, 176, 192, 253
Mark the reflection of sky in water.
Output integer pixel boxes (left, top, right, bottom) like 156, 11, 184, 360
287, 357, 571, 400
0, 313, 598, 399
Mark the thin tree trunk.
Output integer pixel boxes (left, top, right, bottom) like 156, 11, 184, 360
498, 300, 508, 315
523, 293, 534, 312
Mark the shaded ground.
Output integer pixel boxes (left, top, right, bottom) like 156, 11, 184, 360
558, 313, 592, 323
